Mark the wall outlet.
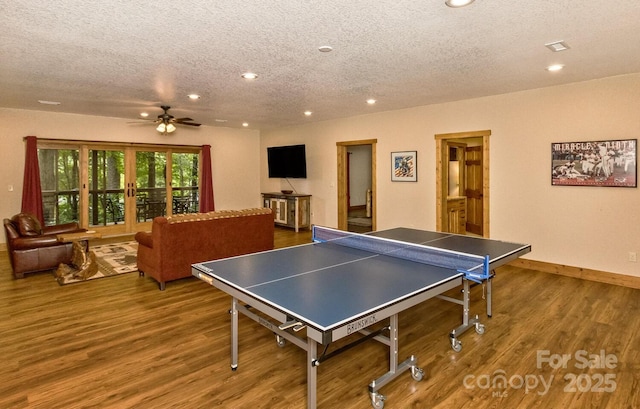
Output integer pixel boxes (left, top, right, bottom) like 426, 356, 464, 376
8, 184, 13, 192
630, 252, 637, 262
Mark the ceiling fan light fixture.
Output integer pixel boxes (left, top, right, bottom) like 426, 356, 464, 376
145, 106, 200, 134
445, 0, 475, 7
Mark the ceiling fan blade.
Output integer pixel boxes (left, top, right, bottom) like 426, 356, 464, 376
127, 119, 160, 124
127, 121, 156, 126
174, 117, 194, 122
178, 122, 201, 127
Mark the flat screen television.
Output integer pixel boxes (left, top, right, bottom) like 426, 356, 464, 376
267, 144, 307, 178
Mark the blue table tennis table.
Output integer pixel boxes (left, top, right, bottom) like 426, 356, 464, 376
192, 226, 530, 408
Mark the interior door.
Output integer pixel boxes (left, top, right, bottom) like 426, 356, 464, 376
464, 146, 483, 235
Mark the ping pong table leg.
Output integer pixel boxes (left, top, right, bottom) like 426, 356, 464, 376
231, 297, 239, 370
486, 273, 493, 318
307, 338, 318, 409
368, 314, 423, 408
462, 279, 471, 327
449, 279, 485, 352
389, 314, 398, 373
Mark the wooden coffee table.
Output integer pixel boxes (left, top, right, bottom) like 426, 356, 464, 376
57, 230, 102, 250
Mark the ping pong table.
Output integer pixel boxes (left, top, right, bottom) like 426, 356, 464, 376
192, 226, 530, 408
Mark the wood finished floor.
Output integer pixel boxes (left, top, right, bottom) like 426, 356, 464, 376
1, 227, 639, 409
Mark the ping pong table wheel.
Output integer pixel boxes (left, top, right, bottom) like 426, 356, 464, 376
275, 335, 286, 347
475, 323, 486, 335
451, 339, 462, 352
370, 392, 386, 409
411, 366, 424, 381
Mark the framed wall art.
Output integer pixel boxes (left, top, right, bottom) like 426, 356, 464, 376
551, 139, 636, 187
391, 151, 417, 182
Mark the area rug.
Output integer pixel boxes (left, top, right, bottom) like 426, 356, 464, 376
56, 241, 138, 285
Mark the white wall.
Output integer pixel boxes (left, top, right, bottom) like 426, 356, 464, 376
261, 73, 640, 277
0, 107, 262, 235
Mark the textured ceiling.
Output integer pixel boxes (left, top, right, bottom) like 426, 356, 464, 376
2, 1, 640, 130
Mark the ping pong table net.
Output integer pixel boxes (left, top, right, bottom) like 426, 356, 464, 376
312, 226, 490, 282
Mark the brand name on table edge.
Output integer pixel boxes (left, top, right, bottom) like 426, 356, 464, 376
346, 315, 376, 334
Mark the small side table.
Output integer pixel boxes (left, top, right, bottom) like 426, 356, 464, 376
57, 230, 102, 251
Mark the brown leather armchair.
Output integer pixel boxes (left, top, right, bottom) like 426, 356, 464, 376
3, 213, 86, 279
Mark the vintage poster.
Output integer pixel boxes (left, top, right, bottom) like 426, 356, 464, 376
551, 139, 636, 187
391, 151, 417, 182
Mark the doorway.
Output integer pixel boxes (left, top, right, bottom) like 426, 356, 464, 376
337, 139, 377, 232
346, 145, 373, 232
435, 130, 491, 237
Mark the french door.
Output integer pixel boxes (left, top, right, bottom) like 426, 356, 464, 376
38, 140, 201, 235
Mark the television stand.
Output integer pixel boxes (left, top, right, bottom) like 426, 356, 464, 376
262, 192, 311, 232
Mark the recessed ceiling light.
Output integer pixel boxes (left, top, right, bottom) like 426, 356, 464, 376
318, 45, 333, 53
546, 64, 565, 72
187, 94, 200, 100
445, 0, 475, 7
140, 112, 149, 118
241, 72, 258, 80
38, 100, 61, 105
545, 41, 570, 52
304, 111, 312, 116
366, 99, 377, 105
242, 122, 249, 127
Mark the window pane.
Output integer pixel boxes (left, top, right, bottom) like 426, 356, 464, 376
171, 152, 199, 214
38, 148, 80, 226
88, 149, 125, 226
136, 151, 167, 221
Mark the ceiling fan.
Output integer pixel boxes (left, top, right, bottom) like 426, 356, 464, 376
142, 105, 201, 134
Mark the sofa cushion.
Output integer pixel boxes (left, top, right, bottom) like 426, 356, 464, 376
166, 208, 272, 224
12, 213, 43, 237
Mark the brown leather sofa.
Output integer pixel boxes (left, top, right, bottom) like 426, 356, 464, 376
135, 208, 274, 290
3, 213, 87, 278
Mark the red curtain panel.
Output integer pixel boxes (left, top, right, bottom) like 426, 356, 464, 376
21, 136, 44, 224
199, 144, 215, 212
